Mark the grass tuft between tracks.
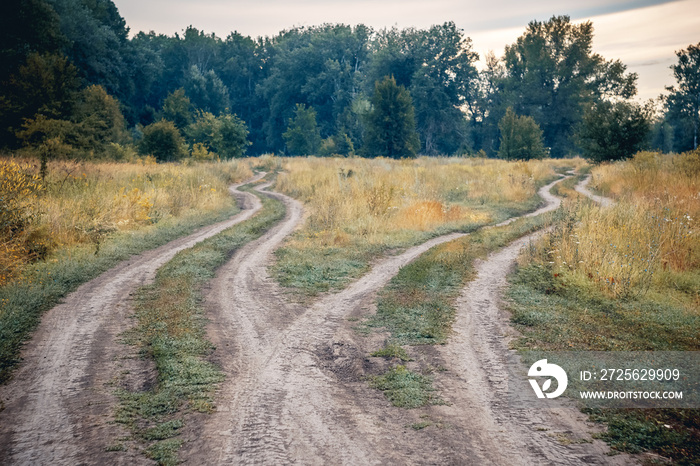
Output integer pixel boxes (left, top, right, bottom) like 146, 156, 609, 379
115, 186, 285, 465
365, 211, 556, 407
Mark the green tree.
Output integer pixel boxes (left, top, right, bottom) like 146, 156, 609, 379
185, 110, 250, 159
139, 120, 186, 162
576, 101, 651, 163
502, 16, 637, 157
283, 104, 322, 156
665, 42, 700, 151
159, 88, 193, 130
497, 108, 546, 160
184, 65, 230, 116
73, 85, 128, 149
212, 112, 250, 159
363, 76, 420, 158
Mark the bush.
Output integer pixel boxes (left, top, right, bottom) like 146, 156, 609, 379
498, 107, 546, 160
139, 120, 186, 162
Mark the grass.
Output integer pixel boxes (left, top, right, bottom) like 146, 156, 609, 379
364, 208, 564, 407
272, 156, 584, 298
369, 365, 443, 408
506, 150, 700, 464
115, 186, 285, 465
366, 213, 554, 347
0, 158, 255, 385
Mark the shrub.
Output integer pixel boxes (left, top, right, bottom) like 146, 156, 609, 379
139, 120, 186, 162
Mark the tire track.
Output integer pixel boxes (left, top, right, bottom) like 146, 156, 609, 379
0, 173, 266, 465
431, 175, 633, 465
180, 176, 573, 465
575, 174, 615, 207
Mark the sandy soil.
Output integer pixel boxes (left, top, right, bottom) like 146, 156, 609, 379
575, 175, 615, 207
179, 175, 636, 465
0, 173, 266, 465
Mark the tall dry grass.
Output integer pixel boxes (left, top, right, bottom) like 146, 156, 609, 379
532, 151, 699, 299
276, 156, 565, 243
0, 157, 253, 285
272, 156, 578, 296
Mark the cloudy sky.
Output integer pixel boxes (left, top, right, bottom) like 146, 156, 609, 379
113, 0, 699, 102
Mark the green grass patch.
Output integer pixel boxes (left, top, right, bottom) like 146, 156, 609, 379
365, 214, 552, 347
364, 212, 554, 407
507, 236, 700, 463
115, 187, 285, 464
0, 203, 241, 385
370, 344, 413, 361
370, 365, 443, 408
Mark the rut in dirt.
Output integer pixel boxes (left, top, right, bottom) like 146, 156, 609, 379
180, 176, 590, 465
426, 175, 630, 465
0, 173, 267, 465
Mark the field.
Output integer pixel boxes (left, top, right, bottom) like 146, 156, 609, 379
507, 150, 700, 463
0, 153, 697, 465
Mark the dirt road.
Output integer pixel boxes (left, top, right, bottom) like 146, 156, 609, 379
1, 173, 629, 465
0, 173, 266, 465
180, 174, 634, 465
575, 174, 615, 207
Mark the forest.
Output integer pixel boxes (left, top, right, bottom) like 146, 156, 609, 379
1, 0, 699, 161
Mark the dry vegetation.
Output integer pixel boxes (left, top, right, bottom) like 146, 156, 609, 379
509, 150, 700, 463
534, 151, 699, 301
0, 157, 253, 285
273, 156, 584, 296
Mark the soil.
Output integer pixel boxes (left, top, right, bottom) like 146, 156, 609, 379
575, 175, 615, 207
1, 173, 634, 465
0, 173, 266, 465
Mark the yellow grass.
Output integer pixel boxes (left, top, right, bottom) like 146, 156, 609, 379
276, 156, 565, 243
538, 151, 700, 299
0, 157, 253, 285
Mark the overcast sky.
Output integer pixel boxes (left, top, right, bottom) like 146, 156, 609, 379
112, 0, 699, 102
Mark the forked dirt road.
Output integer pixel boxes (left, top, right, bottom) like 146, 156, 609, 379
1, 173, 629, 465
0, 173, 267, 465
180, 175, 634, 465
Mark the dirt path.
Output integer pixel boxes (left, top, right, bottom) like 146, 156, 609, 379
575, 174, 615, 207
424, 175, 632, 464
0, 173, 266, 465
181, 175, 621, 465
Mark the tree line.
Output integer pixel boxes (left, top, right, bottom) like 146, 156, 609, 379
1, 0, 698, 161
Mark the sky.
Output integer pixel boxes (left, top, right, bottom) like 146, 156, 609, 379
112, 0, 700, 102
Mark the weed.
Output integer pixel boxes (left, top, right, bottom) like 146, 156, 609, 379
370, 344, 413, 361
115, 188, 285, 463
272, 156, 574, 297
370, 365, 443, 408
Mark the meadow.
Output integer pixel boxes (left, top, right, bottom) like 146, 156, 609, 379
0, 156, 253, 382
271, 156, 585, 297
507, 150, 700, 462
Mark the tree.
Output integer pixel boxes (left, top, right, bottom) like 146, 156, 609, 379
185, 110, 250, 159
497, 108, 546, 160
366, 23, 478, 155
139, 120, 186, 162
665, 42, 700, 151
184, 65, 230, 116
282, 104, 322, 156
212, 112, 250, 159
576, 101, 651, 162
363, 76, 420, 158
15, 84, 128, 158
159, 88, 193, 130
502, 16, 638, 157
